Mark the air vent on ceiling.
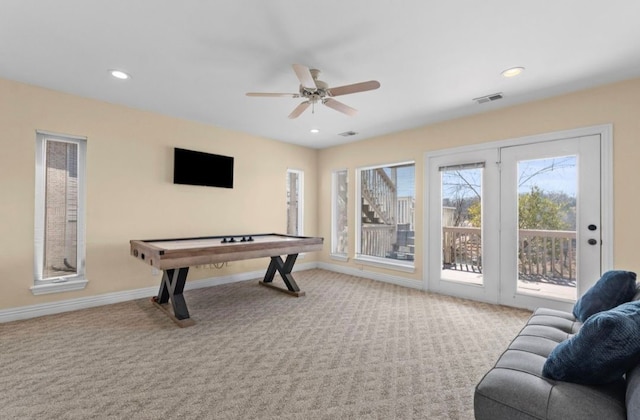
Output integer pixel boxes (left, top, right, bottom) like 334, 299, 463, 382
338, 131, 359, 137
473, 92, 503, 104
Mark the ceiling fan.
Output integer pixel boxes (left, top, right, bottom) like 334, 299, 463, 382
246, 64, 380, 119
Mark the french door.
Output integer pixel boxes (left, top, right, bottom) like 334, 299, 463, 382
427, 132, 606, 311
427, 149, 500, 303
499, 135, 601, 310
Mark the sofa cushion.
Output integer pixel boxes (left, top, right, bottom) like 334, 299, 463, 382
543, 300, 640, 384
572, 270, 637, 322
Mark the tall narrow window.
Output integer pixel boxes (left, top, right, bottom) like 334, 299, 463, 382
356, 161, 415, 270
331, 169, 348, 258
34, 131, 87, 294
286, 169, 304, 236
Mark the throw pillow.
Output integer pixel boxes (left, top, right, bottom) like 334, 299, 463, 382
543, 300, 640, 385
572, 270, 637, 322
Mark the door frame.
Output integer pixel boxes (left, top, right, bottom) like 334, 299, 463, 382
426, 149, 501, 303
499, 134, 601, 311
423, 124, 613, 309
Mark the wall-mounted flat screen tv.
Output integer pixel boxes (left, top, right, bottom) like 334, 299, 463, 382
173, 147, 234, 188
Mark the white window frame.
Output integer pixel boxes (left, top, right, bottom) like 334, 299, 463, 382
33, 130, 88, 295
331, 169, 349, 261
355, 160, 415, 272
286, 169, 304, 236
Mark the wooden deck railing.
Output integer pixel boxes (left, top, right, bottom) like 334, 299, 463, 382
443, 227, 482, 273
518, 229, 576, 282
361, 224, 396, 258
360, 167, 399, 259
361, 168, 396, 225
442, 227, 577, 282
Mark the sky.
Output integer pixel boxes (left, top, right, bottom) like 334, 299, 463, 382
517, 156, 577, 197
393, 156, 576, 200
397, 165, 415, 197
440, 155, 578, 200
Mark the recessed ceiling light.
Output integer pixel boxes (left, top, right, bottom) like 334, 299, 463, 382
501, 67, 525, 78
310, 128, 320, 134
109, 69, 131, 80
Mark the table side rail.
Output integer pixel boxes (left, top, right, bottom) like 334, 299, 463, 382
130, 238, 323, 270
154, 243, 323, 270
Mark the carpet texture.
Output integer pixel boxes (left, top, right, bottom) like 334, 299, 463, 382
0, 269, 530, 419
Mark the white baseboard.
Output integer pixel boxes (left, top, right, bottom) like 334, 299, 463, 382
0, 286, 158, 324
0, 261, 420, 323
0, 262, 318, 324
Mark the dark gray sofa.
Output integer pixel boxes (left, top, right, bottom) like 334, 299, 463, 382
474, 306, 640, 419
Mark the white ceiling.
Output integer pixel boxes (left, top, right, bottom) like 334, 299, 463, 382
2, 1, 640, 149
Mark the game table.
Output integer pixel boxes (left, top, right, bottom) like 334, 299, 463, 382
130, 233, 323, 327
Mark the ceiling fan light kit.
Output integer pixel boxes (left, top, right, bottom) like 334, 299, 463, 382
246, 64, 380, 119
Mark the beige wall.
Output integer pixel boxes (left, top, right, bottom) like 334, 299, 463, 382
0, 78, 318, 310
3, 75, 640, 313
317, 77, 640, 282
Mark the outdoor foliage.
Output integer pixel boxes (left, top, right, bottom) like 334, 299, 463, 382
518, 186, 571, 230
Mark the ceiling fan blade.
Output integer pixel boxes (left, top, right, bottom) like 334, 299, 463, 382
323, 98, 358, 116
292, 64, 317, 90
246, 92, 299, 98
288, 101, 311, 119
327, 80, 380, 97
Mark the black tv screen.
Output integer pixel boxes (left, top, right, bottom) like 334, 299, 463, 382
173, 147, 234, 188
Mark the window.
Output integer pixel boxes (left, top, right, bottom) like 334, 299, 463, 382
356, 161, 415, 271
286, 169, 303, 236
331, 169, 348, 259
33, 131, 87, 295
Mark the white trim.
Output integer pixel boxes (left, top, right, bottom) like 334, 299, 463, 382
318, 262, 421, 289
425, 149, 500, 301
3, 263, 426, 324
30, 279, 88, 295
358, 160, 415, 172
36, 129, 87, 141
4, 286, 156, 324
330, 253, 349, 262
353, 255, 415, 273
600, 124, 614, 271
355, 169, 363, 254
426, 124, 613, 157
34, 132, 88, 289
2, 262, 318, 324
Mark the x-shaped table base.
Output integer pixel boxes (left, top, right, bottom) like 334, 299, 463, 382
258, 254, 306, 297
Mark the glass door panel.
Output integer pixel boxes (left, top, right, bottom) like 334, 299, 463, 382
441, 165, 483, 285
516, 156, 577, 300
